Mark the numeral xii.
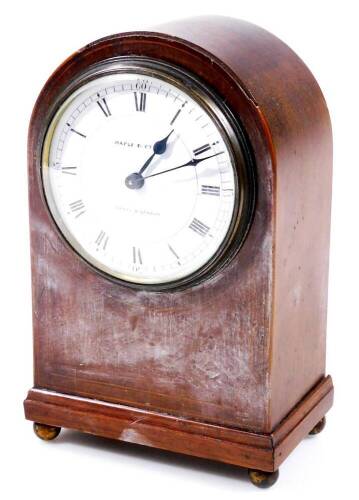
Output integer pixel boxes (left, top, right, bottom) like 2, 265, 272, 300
134, 92, 146, 112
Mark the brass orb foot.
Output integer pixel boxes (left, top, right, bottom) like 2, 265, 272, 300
248, 468, 279, 488
33, 422, 61, 441
309, 416, 326, 435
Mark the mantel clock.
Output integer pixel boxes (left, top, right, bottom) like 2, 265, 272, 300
24, 17, 334, 488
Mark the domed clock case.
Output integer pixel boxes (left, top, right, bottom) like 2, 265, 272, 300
24, 17, 333, 487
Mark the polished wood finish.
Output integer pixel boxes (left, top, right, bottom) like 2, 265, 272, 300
156, 15, 333, 431
24, 376, 333, 472
25, 16, 333, 473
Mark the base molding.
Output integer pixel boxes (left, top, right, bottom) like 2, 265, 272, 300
24, 375, 333, 472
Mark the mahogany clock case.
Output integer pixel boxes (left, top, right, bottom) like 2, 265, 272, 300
24, 17, 334, 478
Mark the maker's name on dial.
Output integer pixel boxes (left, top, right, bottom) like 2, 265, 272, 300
114, 140, 152, 149
114, 205, 161, 217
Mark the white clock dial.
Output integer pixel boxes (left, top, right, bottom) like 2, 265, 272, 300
42, 69, 240, 286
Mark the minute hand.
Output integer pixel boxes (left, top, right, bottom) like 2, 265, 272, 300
144, 151, 224, 179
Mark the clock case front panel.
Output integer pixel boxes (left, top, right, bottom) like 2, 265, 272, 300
25, 16, 333, 452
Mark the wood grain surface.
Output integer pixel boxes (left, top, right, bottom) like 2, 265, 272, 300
24, 376, 333, 472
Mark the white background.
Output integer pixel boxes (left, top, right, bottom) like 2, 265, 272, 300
1, 0, 358, 497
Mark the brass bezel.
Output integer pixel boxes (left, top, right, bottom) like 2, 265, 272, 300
41, 57, 255, 291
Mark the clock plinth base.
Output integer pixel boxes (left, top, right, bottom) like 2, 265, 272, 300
24, 376, 333, 475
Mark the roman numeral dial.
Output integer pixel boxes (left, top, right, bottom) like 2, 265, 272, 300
95, 230, 109, 250
170, 101, 187, 125
67, 124, 86, 138
193, 144, 211, 156
62, 166, 77, 175
44, 71, 239, 286
69, 200, 86, 218
189, 218, 210, 237
134, 92, 146, 112
97, 94, 111, 117
132, 247, 142, 264
201, 185, 220, 196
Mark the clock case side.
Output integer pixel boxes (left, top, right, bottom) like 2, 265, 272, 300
155, 16, 334, 430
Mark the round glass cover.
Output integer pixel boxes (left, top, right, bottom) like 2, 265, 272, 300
42, 62, 250, 288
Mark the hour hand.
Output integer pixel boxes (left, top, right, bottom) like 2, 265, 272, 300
138, 129, 174, 175
125, 129, 175, 190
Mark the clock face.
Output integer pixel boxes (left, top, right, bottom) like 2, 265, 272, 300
42, 62, 251, 288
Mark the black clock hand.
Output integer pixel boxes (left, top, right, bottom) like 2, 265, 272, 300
138, 129, 174, 175
125, 129, 175, 189
144, 151, 224, 179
